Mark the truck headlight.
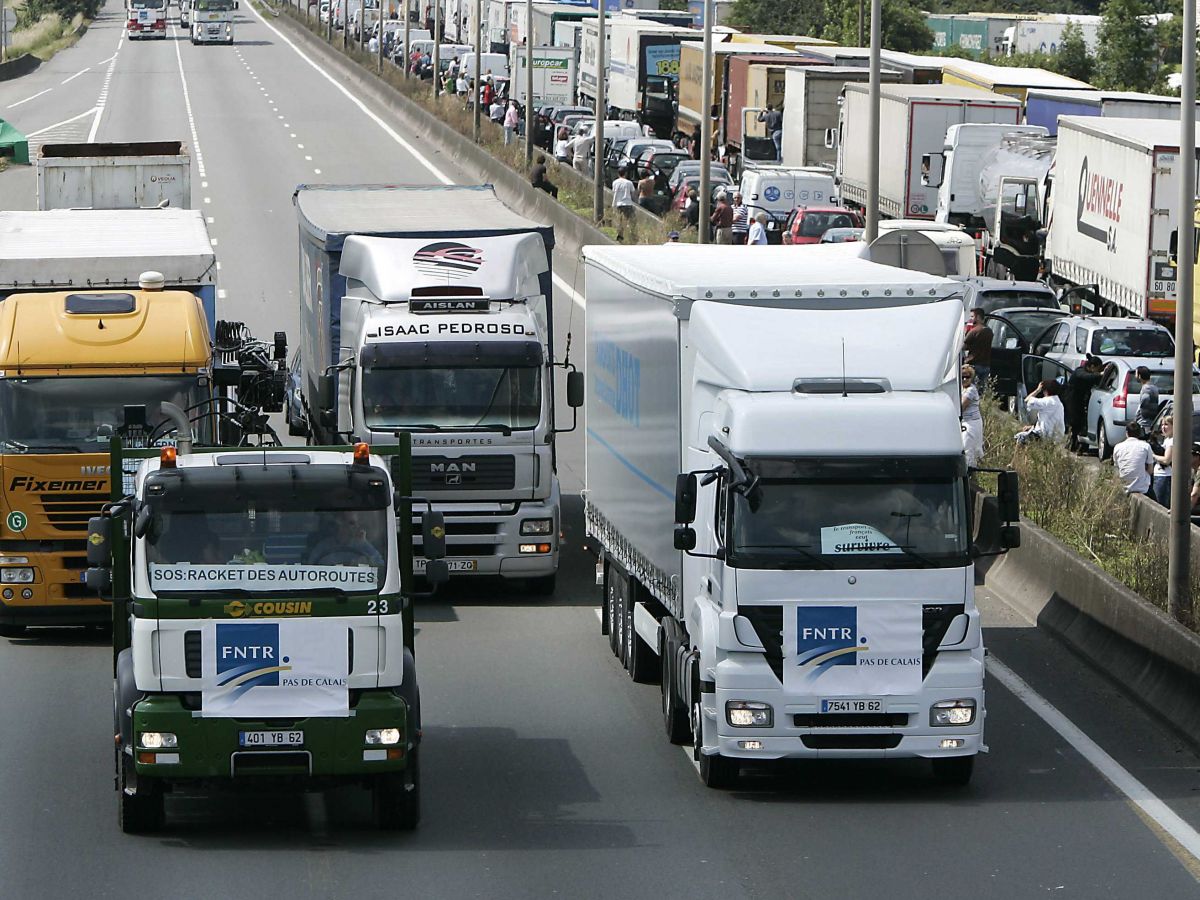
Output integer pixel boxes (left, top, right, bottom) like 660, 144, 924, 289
139, 732, 178, 749
931, 700, 976, 726
1, 568, 34, 583
365, 727, 401, 746
520, 518, 553, 536
726, 700, 772, 727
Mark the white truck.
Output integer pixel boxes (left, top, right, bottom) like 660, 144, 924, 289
127, 0, 168, 38
37, 141, 191, 210
578, 18, 611, 111
509, 45, 578, 109
836, 83, 1021, 220
780, 66, 900, 170
188, 0, 237, 43
584, 244, 1020, 787
1001, 14, 1100, 56
607, 17, 694, 139
291, 184, 582, 594
1046, 116, 1199, 323
923, 123, 1049, 230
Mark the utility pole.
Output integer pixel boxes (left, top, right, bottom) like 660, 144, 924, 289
592, 7, 605, 223
402, 0, 410, 77
864, 0, 881, 242
433, 0, 441, 98
472, 0, 481, 141
525, 0, 534, 164
698, 0, 714, 244
857, 0, 864, 46
1169, 2, 1197, 622
341, 0, 347, 51
377, 3, 384, 71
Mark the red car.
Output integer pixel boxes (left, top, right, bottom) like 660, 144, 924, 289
780, 206, 865, 245
670, 175, 734, 214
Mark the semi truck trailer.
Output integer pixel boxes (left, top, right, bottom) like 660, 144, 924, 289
583, 244, 1020, 788
606, 17, 694, 139
780, 66, 899, 169
290, 184, 580, 593
1025, 88, 1195, 136
36, 141, 191, 210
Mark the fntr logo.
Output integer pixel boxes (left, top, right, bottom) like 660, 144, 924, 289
215, 623, 291, 698
412, 242, 485, 281
796, 607, 868, 678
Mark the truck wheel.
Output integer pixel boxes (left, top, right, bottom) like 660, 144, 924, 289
0, 623, 27, 638
625, 605, 659, 684
692, 663, 738, 789
118, 761, 164, 834
606, 562, 623, 659
931, 754, 975, 786
374, 750, 420, 830
525, 573, 556, 597
660, 633, 690, 744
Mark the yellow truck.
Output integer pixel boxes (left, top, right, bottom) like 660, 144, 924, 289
0, 284, 285, 635
940, 58, 1092, 103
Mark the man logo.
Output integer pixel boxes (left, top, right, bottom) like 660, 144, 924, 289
412, 241, 485, 281
225, 600, 247, 618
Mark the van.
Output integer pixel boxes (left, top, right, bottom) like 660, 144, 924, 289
738, 165, 836, 240
459, 51, 510, 82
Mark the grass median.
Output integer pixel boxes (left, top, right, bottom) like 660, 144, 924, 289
8, 11, 87, 61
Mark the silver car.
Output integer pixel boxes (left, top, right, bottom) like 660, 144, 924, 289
1029, 314, 1174, 372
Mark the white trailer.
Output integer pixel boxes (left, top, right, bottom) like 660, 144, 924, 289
584, 243, 1021, 788
578, 18, 611, 109
924, 123, 1048, 229
1046, 116, 1199, 322
36, 141, 191, 210
780, 66, 899, 169
836, 83, 1021, 220
509, 45, 578, 108
1002, 14, 1100, 56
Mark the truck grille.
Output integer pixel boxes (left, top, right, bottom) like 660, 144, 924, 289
185, 630, 202, 678
412, 456, 515, 491
39, 492, 108, 533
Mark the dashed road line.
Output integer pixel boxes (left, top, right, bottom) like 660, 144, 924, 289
6, 88, 50, 109
61, 66, 91, 85
86, 35, 123, 143
170, 24, 207, 177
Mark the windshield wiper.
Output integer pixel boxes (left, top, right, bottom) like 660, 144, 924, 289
0, 439, 27, 453
737, 544, 831, 569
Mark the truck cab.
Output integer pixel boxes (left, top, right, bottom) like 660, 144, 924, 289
188, 0, 237, 44
127, 0, 168, 38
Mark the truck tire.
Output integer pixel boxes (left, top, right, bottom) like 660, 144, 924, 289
118, 758, 164, 833
625, 602, 659, 684
691, 660, 738, 789
931, 754, 975, 786
0, 623, 26, 638
660, 626, 690, 745
374, 749, 420, 830
605, 560, 624, 659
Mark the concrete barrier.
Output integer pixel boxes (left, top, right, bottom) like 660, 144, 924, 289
985, 516, 1200, 749
0, 54, 42, 82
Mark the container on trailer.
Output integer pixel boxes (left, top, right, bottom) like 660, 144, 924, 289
37, 141, 191, 210
1025, 88, 1197, 136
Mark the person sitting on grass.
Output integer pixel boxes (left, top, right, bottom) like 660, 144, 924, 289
1014, 379, 1065, 446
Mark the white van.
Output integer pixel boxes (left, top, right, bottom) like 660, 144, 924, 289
739, 165, 837, 235
459, 51, 510, 82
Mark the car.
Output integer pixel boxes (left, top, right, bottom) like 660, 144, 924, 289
960, 277, 1058, 316
820, 227, 864, 244
670, 173, 735, 214
1029, 314, 1175, 372
606, 138, 673, 185
985, 306, 1070, 400
1151, 398, 1200, 446
668, 160, 731, 192
780, 206, 864, 245
638, 148, 687, 179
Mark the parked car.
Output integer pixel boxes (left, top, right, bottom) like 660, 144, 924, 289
1029, 315, 1175, 372
668, 161, 731, 192
670, 174, 735, 214
820, 227, 864, 244
985, 306, 1069, 400
780, 206, 864, 245
960, 277, 1059, 316
536, 105, 591, 150
606, 138, 673, 185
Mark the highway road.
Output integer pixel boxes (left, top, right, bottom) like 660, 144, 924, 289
2, 4, 1200, 897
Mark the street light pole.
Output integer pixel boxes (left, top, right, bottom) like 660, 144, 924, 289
1169, 1, 1197, 621
433, 0, 441, 98
473, 0, 482, 141
592, 8, 606, 223
698, 0, 713, 245
402, 0, 410, 77
525, 0, 534, 164
864, 0, 881, 243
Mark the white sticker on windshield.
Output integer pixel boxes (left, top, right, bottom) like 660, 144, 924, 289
820, 524, 902, 555
150, 563, 377, 591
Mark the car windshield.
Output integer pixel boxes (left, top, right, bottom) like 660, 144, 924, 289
977, 290, 1057, 314
146, 504, 388, 595
1092, 328, 1173, 357
998, 310, 1065, 340
1132, 371, 1200, 395
362, 364, 540, 430
798, 211, 859, 238
727, 457, 968, 570
0, 376, 206, 452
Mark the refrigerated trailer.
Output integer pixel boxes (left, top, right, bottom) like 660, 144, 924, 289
584, 244, 1020, 788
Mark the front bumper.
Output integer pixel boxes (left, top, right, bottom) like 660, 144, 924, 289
415, 499, 559, 580
130, 690, 414, 783
0, 546, 106, 625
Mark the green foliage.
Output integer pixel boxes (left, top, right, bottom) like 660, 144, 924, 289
728, 0, 823, 35
730, 0, 932, 52
1095, 0, 1160, 91
17, 0, 99, 28
1053, 22, 1095, 82
658, 0, 688, 10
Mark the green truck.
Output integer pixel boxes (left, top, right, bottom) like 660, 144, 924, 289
87, 435, 447, 833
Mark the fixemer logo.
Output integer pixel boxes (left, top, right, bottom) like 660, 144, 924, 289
412, 241, 485, 280
796, 607, 865, 676
216, 623, 290, 696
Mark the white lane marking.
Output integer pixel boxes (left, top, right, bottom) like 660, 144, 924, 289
204, 196, 211, 204
304, 155, 312, 161
6, 88, 50, 109
313, 168, 321, 174
297, 143, 304, 149
211, 238, 218, 246
61, 66, 91, 85
170, 24, 207, 178
26, 107, 97, 137
216, 261, 222, 270
990, 657, 1200, 866
245, 1, 584, 310
86, 37, 122, 143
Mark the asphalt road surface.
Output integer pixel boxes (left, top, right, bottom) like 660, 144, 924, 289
2, 5, 1200, 897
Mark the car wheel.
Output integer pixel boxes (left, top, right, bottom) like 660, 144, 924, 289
1097, 425, 1112, 461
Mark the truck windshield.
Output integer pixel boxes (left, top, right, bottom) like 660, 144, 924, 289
130, 0, 166, 8
0, 376, 204, 452
362, 365, 541, 430
146, 505, 388, 595
727, 457, 969, 570
194, 0, 234, 9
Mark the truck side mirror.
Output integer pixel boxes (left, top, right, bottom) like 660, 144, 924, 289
318, 373, 336, 416
84, 567, 113, 597
675, 473, 697, 524
566, 370, 584, 408
1000, 525, 1021, 550
425, 558, 449, 585
997, 470, 1020, 523
673, 525, 696, 551
134, 505, 156, 541
422, 510, 447, 560
823, 128, 837, 150
87, 517, 111, 567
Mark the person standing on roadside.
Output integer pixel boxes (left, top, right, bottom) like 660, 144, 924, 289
684, 188, 700, 230
731, 192, 749, 244
963, 307, 993, 387
961, 364, 984, 466
503, 100, 520, 145
1134, 366, 1161, 431
611, 166, 636, 242
637, 168, 657, 211
748, 212, 769, 245
1113, 422, 1155, 496
710, 192, 733, 244
1065, 355, 1104, 452
1151, 414, 1174, 507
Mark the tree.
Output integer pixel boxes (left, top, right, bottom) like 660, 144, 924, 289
658, 0, 688, 10
1053, 22, 1095, 83
816, 0, 933, 51
728, 0, 826, 36
1094, 0, 1159, 91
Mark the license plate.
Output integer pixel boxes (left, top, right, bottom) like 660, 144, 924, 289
414, 558, 477, 573
239, 730, 304, 747
821, 698, 882, 714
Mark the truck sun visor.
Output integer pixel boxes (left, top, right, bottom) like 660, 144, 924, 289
361, 339, 543, 368
65, 293, 137, 314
